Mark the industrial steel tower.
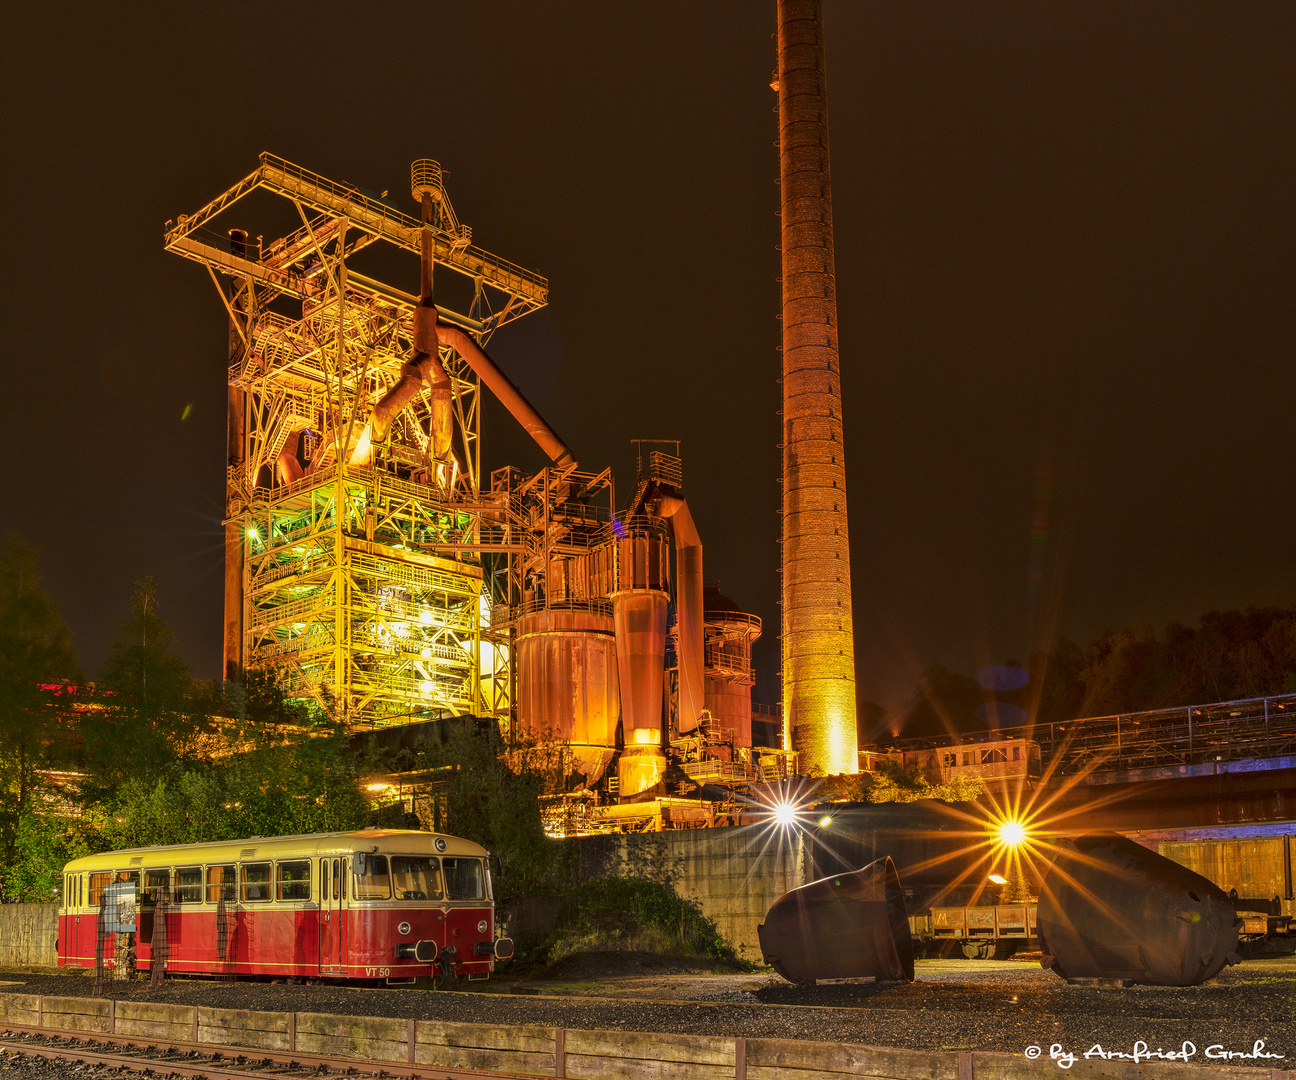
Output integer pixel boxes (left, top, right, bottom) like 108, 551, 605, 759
777, 0, 859, 774
169, 154, 560, 726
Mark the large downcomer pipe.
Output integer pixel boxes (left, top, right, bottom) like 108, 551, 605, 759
658, 494, 704, 730
778, 0, 858, 775
353, 160, 575, 472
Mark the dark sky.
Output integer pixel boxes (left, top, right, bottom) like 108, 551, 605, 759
3, 3, 1293, 710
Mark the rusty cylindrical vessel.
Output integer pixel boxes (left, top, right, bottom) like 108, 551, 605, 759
515, 608, 619, 786
702, 587, 762, 749
612, 590, 669, 796
757, 856, 914, 984
777, 0, 858, 776
1037, 833, 1240, 986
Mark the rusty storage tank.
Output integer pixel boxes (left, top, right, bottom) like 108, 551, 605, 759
612, 520, 671, 797
515, 607, 619, 787
1037, 832, 1240, 986
703, 586, 762, 749
757, 856, 914, 984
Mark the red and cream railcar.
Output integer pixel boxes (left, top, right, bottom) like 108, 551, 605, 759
58, 829, 512, 982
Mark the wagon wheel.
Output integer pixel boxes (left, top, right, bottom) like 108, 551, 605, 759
962, 940, 992, 960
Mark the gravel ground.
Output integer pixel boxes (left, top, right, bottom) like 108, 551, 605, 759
2, 954, 1294, 1070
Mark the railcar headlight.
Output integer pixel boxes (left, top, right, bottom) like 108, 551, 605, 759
477, 920, 488, 934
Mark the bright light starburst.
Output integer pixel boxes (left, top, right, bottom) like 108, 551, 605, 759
997, 818, 1028, 849
772, 801, 799, 827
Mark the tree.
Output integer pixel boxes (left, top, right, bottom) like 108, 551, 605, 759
98, 667, 370, 850
865, 757, 985, 804
393, 721, 561, 900
0, 533, 80, 872
85, 576, 203, 790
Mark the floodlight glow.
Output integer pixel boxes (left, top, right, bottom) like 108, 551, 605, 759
818, 815, 833, 827
773, 801, 798, 827
997, 818, 1028, 849
988, 873, 1007, 885
246, 527, 259, 541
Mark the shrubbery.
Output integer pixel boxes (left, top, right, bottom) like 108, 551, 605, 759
530, 877, 752, 971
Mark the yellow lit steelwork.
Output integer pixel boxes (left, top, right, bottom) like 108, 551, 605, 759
168, 154, 547, 725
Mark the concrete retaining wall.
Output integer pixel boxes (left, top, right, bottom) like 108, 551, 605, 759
0, 904, 58, 968
0, 992, 1278, 1079
572, 826, 813, 960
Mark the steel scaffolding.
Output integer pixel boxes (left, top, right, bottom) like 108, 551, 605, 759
168, 155, 546, 725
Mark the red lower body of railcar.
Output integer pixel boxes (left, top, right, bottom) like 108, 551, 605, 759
57, 904, 495, 981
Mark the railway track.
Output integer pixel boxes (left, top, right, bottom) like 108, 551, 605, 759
0, 1025, 538, 1080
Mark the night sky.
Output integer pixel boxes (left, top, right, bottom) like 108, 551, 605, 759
3, 3, 1293, 713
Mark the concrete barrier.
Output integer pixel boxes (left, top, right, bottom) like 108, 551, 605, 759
0, 992, 1284, 1079
574, 825, 812, 958
0, 904, 59, 968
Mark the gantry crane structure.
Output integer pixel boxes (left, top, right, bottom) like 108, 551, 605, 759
167, 154, 554, 726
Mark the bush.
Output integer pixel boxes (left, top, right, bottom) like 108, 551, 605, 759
530, 877, 752, 970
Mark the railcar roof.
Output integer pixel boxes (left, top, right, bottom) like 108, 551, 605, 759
62, 829, 487, 872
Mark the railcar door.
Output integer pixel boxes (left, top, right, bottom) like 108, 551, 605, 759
318, 857, 345, 975
138, 868, 170, 966
58, 875, 69, 966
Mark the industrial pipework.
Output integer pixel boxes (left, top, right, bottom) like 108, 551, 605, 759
350, 162, 454, 471
351, 161, 575, 475
776, 0, 859, 775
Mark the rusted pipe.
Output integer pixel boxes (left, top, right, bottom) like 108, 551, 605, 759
370, 307, 451, 441
658, 495, 704, 730
275, 429, 304, 486
435, 323, 575, 468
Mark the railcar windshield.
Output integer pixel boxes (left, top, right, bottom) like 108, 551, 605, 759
354, 854, 391, 900
390, 855, 443, 900
442, 857, 485, 900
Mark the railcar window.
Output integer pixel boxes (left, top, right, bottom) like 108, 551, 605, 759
277, 860, 311, 901
176, 867, 202, 904
982, 748, 1007, 764
207, 865, 236, 903
116, 870, 141, 902
242, 862, 272, 902
320, 858, 341, 901
332, 859, 341, 901
442, 857, 485, 900
391, 856, 443, 900
89, 872, 111, 907
353, 854, 391, 900
143, 869, 171, 905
